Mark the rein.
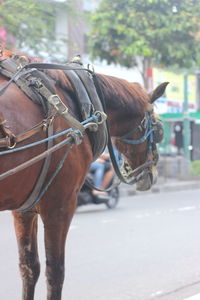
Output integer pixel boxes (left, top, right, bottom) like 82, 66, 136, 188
0, 115, 98, 156
15, 144, 72, 212
0, 116, 100, 181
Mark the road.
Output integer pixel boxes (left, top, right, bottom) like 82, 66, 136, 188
1, 189, 200, 300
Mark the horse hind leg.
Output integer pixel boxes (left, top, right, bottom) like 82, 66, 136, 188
12, 211, 40, 300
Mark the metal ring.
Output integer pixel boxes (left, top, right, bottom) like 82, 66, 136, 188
87, 63, 95, 74
84, 122, 98, 131
94, 111, 107, 124
7, 135, 17, 149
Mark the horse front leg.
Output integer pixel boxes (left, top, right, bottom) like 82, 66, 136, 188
40, 195, 76, 300
12, 211, 40, 300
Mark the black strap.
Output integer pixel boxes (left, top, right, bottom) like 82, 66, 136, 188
0, 68, 32, 96
15, 123, 54, 212
85, 176, 120, 193
0, 61, 93, 96
25, 62, 93, 73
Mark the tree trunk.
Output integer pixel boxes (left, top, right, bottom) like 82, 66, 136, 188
196, 70, 200, 112
142, 57, 153, 91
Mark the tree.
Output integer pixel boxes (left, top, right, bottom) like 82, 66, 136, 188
0, 0, 73, 59
88, 0, 200, 89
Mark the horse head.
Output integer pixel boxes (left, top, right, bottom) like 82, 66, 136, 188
110, 81, 169, 191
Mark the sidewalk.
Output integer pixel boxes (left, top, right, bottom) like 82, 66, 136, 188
119, 177, 200, 197
152, 177, 200, 193
119, 156, 200, 197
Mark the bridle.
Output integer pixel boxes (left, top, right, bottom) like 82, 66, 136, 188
85, 112, 157, 191
92, 74, 163, 186
120, 110, 162, 159
120, 112, 155, 147
114, 111, 162, 184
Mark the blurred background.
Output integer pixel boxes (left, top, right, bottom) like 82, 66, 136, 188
1, 0, 200, 183
2, 2, 200, 300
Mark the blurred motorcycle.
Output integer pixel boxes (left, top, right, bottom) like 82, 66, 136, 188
77, 169, 119, 209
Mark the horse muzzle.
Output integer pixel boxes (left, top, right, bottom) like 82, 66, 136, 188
136, 166, 158, 191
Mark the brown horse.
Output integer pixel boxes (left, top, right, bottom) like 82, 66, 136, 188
0, 51, 168, 300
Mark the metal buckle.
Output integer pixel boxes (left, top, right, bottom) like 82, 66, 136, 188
87, 63, 95, 74
67, 130, 83, 145
0, 45, 3, 57
17, 55, 29, 70
48, 94, 68, 114
141, 115, 148, 129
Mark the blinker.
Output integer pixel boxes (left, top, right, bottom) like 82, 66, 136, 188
153, 120, 164, 143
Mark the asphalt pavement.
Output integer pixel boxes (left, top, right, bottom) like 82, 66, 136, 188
1, 179, 200, 300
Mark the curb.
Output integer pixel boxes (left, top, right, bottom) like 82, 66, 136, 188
119, 180, 200, 197
151, 181, 200, 194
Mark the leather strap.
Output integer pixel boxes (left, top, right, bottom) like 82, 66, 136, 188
16, 122, 54, 212
64, 69, 93, 120
73, 67, 108, 161
0, 129, 76, 181
0, 116, 55, 149
85, 176, 120, 192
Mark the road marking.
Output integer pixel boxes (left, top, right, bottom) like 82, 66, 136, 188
144, 213, 150, 217
184, 293, 200, 299
101, 219, 116, 224
135, 213, 151, 219
150, 290, 163, 297
177, 206, 196, 212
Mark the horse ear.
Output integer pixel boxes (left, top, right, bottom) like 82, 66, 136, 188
149, 82, 169, 103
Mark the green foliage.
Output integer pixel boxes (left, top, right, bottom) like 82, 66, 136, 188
190, 160, 200, 175
0, 0, 73, 59
88, 0, 200, 69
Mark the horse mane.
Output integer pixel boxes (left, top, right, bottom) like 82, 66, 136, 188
95, 74, 148, 117
44, 69, 74, 93
52, 72, 148, 117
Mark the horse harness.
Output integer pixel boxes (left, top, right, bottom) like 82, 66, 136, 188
0, 55, 108, 155
0, 55, 108, 211
0, 54, 163, 211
